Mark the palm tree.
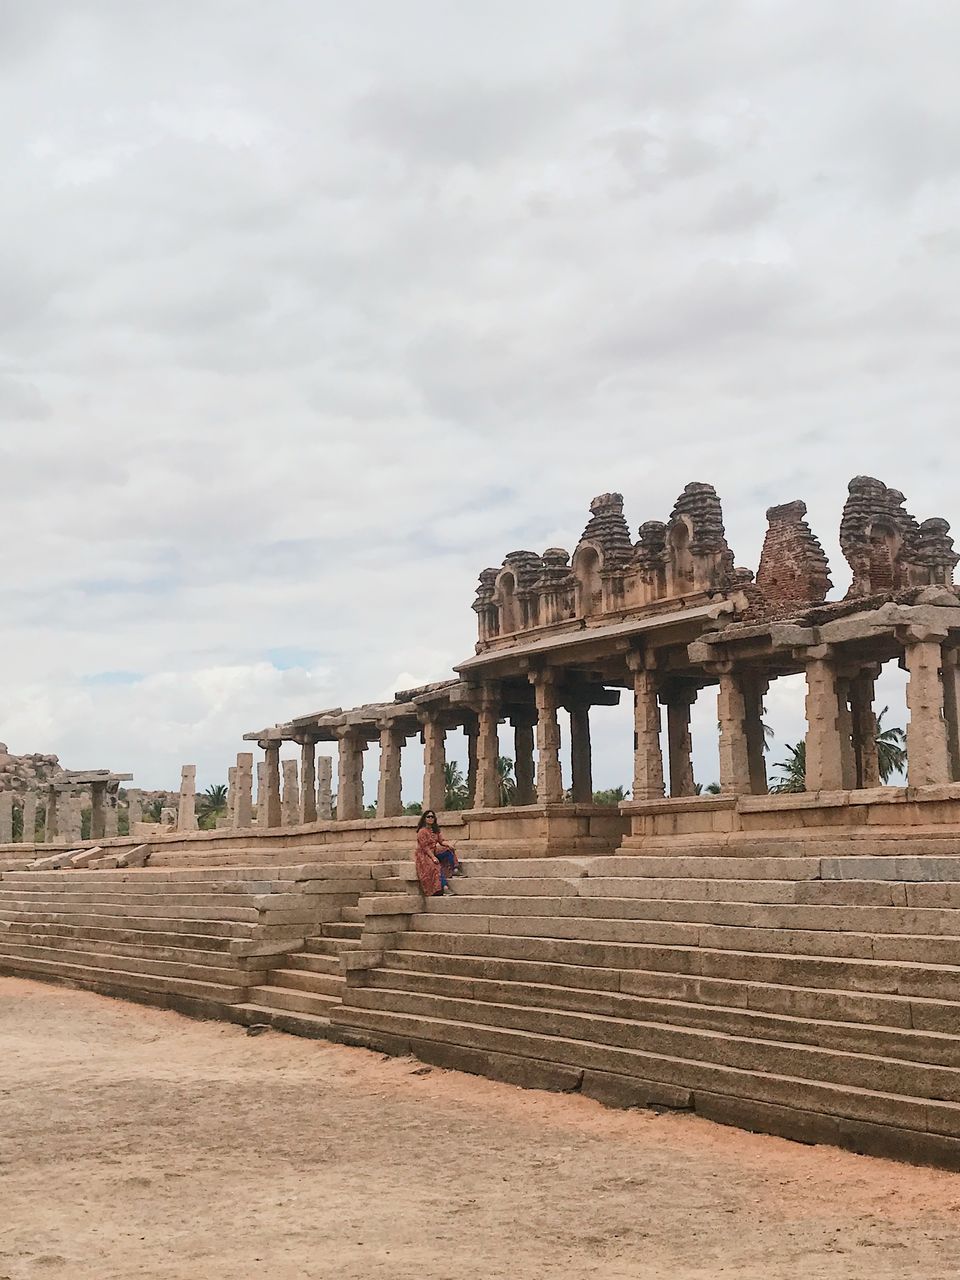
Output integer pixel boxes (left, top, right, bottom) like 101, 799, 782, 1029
444, 761, 469, 810
874, 706, 907, 783
200, 783, 228, 819
770, 741, 806, 793
496, 755, 517, 806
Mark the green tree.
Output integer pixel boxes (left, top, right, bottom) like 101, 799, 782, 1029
770, 741, 806, 793
444, 761, 470, 810
402, 802, 423, 816
497, 755, 517, 806
592, 785, 628, 807
145, 797, 164, 822
199, 783, 229, 830
875, 706, 907, 783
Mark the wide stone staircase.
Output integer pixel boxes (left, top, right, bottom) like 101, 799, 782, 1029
332, 846, 960, 1168
0, 857, 408, 1019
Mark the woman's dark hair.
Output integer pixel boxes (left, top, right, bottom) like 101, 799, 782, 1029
417, 811, 440, 831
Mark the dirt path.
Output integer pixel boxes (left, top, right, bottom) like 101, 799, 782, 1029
3, 976, 960, 1279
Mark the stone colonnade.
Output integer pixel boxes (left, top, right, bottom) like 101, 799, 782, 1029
0, 774, 132, 844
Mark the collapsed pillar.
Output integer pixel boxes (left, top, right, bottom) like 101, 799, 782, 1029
530, 670, 563, 804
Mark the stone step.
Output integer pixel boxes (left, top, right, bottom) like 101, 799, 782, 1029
331, 1003, 960, 1148
262, 967, 344, 998
0, 950, 246, 1004
246, 983, 341, 1017
406, 910, 960, 965
228, 1002, 334, 1039
343, 986, 960, 1103
378, 947, 959, 1031
397, 930, 960, 999
424, 894, 960, 938
340, 906, 363, 924
362, 966, 960, 1066
0, 919, 260, 952
0, 891, 312, 915
303, 936, 360, 957
0, 940, 247, 986
0, 913, 263, 939
286, 951, 343, 976
322, 922, 363, 940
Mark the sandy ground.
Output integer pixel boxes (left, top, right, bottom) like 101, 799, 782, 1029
3, 978, 960, 1280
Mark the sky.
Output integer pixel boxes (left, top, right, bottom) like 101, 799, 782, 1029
1, 0, 958, 797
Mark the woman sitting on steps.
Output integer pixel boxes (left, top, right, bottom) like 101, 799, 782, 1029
415, 810, 463, 896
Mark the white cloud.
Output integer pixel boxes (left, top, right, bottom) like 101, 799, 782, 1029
0, 1, 956, 790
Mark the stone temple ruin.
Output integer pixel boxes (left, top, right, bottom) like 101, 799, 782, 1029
6, 475, 960, 1169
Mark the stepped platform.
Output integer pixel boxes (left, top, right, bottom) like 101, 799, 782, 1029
333, 840, 960, 1170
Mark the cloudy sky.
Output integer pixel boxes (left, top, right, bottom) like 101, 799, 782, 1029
2, 1, 957, 797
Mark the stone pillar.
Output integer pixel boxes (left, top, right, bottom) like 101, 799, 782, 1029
465, 719, 479, 807
300, 739, 317, 824
663, 685, 697, 797
104, 784, 119, 839
849, 671, 880, 789
61, 790, 83, 843
904, 636, 951, 787
281, 758, 300, 826
512, 713, 536, 806
804, 652, 845, 792
316, 755, 333, 819
20, 791, 37, 844
45, 787, 59, 843
743, 672, 769, 796
376, 723, 404, 818
628, 660, 665, 801
530, 670, 563, 805
126, 788, 143, 829
942, 649, 960, 783
234, 752, 254, 827
422, 716, 447, 814
177, 766, 199, 832
336, 730, 364, 820
717, 671, 751, 796
263, 743, 282, 829
569, 701, 593, 804
256, 761, 268, 825
226, 768, 237, 825
0, 792, 13, 843
90, 781, 106, 840
836, 678, 857, 791
474, 686, 501, 809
